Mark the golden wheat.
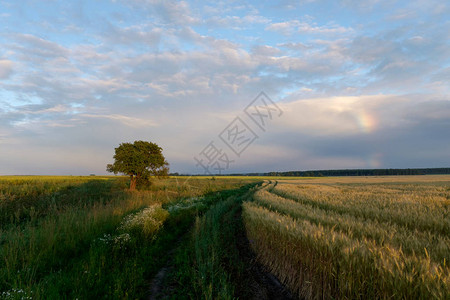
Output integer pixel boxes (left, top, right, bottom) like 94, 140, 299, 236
243, 177, 450, 299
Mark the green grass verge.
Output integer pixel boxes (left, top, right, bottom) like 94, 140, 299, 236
1, 177, 257, 299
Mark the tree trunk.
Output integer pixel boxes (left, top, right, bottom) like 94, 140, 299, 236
129, 175, 137, 191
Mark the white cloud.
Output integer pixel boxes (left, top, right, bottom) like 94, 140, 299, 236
125, 0, 199, 25
266, 20, 352, 36
277, 42, 311, 51
0, 60, 13, 79
276, 94, 450, 137
12, 33, 68, 59
251, 45, 281, 56
206, 14, 270, 28
102, 24, 162, 46
81, 114, 159, 128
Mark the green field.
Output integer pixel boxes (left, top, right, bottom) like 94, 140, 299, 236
1, 175, 449, 299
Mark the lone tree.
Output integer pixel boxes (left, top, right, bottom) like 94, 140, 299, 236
107, 140, 169, 191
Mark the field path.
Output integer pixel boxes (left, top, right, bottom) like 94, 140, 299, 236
147, 247, 178, 300
147, 211, 294, 300
146, 181, 295, 299
233, 207, 295, 300
148, 266, 170, 300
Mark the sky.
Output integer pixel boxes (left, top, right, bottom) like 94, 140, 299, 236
0, 0, 449, 175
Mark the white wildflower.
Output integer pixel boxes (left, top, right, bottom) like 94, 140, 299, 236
2, 288, 32, 299
167, 196, 206, 213
118, 204, 168, 237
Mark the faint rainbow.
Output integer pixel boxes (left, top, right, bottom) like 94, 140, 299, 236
355, 110, 378, 134
368, 152, 383, 168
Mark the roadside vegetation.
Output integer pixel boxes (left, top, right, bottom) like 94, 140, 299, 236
0, 176, 257, 299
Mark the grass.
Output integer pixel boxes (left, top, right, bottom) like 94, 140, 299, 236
0, 176, 121, 227
168, 182, 259, 299
243, 179, 450, 299
0, 176, 258, 299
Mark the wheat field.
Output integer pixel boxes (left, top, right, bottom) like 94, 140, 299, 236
243, 176, 450, 299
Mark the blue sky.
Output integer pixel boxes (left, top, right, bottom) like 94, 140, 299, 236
0, 0, 449, 175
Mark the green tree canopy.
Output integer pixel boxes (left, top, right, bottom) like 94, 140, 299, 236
107, 140, 169, 190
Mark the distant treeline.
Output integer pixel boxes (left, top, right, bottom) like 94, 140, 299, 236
262, 168, 450, 177
172, 167, 450, 177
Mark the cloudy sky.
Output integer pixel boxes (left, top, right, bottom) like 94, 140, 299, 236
0, 0, 449, 175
